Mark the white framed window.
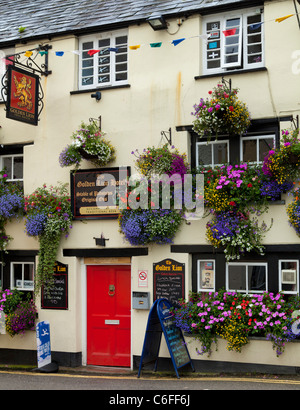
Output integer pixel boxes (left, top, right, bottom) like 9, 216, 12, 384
79, 30, 128, 90
1, 154, 23, 182
202, 8, 264, 75
196, 140, 229, 168
279, 260, 299, 295
11, 262, 34, 291
226, 262, 267, 293
241, 135, 275, 164
198, 260, 215, 292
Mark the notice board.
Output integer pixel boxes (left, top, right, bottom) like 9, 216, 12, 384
153, 259, 185, 308
138, 298, 194, 379
41, 261, 68, 310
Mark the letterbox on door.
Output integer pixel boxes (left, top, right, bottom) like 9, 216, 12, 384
132, 292, 150, 310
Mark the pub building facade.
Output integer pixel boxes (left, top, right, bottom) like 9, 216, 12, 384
0, 0, 300, 373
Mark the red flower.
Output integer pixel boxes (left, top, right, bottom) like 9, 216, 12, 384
247, 183, 253, 188
229, 201, 236, 206
208, 91, 212, 94
229, 106, 234, 112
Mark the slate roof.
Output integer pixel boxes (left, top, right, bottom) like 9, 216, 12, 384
0, 0, 256, 45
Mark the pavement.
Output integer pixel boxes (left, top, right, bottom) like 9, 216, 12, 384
3, 363, 300, 382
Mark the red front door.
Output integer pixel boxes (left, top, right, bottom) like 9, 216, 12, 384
87, 265, 131, 367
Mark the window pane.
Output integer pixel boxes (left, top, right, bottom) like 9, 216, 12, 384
3, 157, 12, 179
281, 261, 298, 292
13, 157, 23, 180
228, 265, 246, 291
82, 41, 93, 50
243, 139, 257, 162
98, 38, 110, 48
13, 264, 23, 288
248, 265, 266, 291
259, 138, 274, 161
213, 142, 228, 165
116, 72, 127, 81
197, 144, 212, 166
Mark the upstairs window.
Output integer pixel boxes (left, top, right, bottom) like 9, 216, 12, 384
202, 8, 264, 75
79, 30, 128, 89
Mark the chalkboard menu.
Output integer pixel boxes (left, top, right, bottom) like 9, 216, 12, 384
71, 167, 130, 220
138, 298, 194, 379
153, 259, 185, 307
41, 262, 68, 310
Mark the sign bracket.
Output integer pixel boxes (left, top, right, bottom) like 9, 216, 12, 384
5, 44, 52, 77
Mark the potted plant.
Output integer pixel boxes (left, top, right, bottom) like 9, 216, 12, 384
192, 83, 251, 140
59, 121, 115, 169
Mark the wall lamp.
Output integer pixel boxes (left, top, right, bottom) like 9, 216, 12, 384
91, 91, 101, 101
147, 14, 168, 31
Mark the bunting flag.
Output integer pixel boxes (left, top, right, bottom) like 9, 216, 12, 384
250, 22, 263, 30
172, 38, 185, 46
24, 50, 33, 58
222, 28, 237, 36
129, 45, 141, 50
13, 11, 300, 61
150, 42, 162, 48
87, 49, 100, 56
275, 14, 294, 23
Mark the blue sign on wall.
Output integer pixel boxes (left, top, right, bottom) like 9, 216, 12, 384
138, 298, 194, 378
36, 321, 51, 368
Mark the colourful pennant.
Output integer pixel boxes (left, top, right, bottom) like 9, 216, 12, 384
172, 38, 185, 46
108, 47, 119, 52
275, 14, 294, 23
24, 50, 33, 58
150, 42, 162, 48
87, 49, 100, 56
222, 28, 237, 36
129, 45, 141, 50
250, 23, 263, 30
55, 51, 64, 56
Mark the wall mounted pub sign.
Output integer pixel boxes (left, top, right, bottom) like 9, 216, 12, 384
5, 65, 39, 125
71, 167, 130, 220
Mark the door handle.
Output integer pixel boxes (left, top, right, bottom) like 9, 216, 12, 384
108, 284, 115, 296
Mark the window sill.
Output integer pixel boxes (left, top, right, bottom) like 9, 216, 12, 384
195, 67, 267, 80
70, 84, 131, 95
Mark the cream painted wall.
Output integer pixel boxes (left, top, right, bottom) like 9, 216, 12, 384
0, 0, 299, 364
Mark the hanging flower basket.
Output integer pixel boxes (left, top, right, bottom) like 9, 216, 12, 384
191, 83, 251, 140
59, 121, 115, 169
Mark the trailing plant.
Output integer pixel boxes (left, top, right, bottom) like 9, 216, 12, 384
0, 170, 24, 252
24, 183, 72, 296
192, 83, 251, 140
0, 289, 37, 337
172, 290, 299, 357
59, 120, 115, 169
5, 299, 37, 337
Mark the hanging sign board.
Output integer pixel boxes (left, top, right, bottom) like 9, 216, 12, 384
41, 261, 68, 310
5, 65, 40, 125
153, 259, 185, 308
70, 167, 130, 220
36, 321, 51, 368
138, 298, 194, 379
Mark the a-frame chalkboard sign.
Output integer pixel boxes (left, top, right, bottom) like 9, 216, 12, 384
138, 298, 194, 379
